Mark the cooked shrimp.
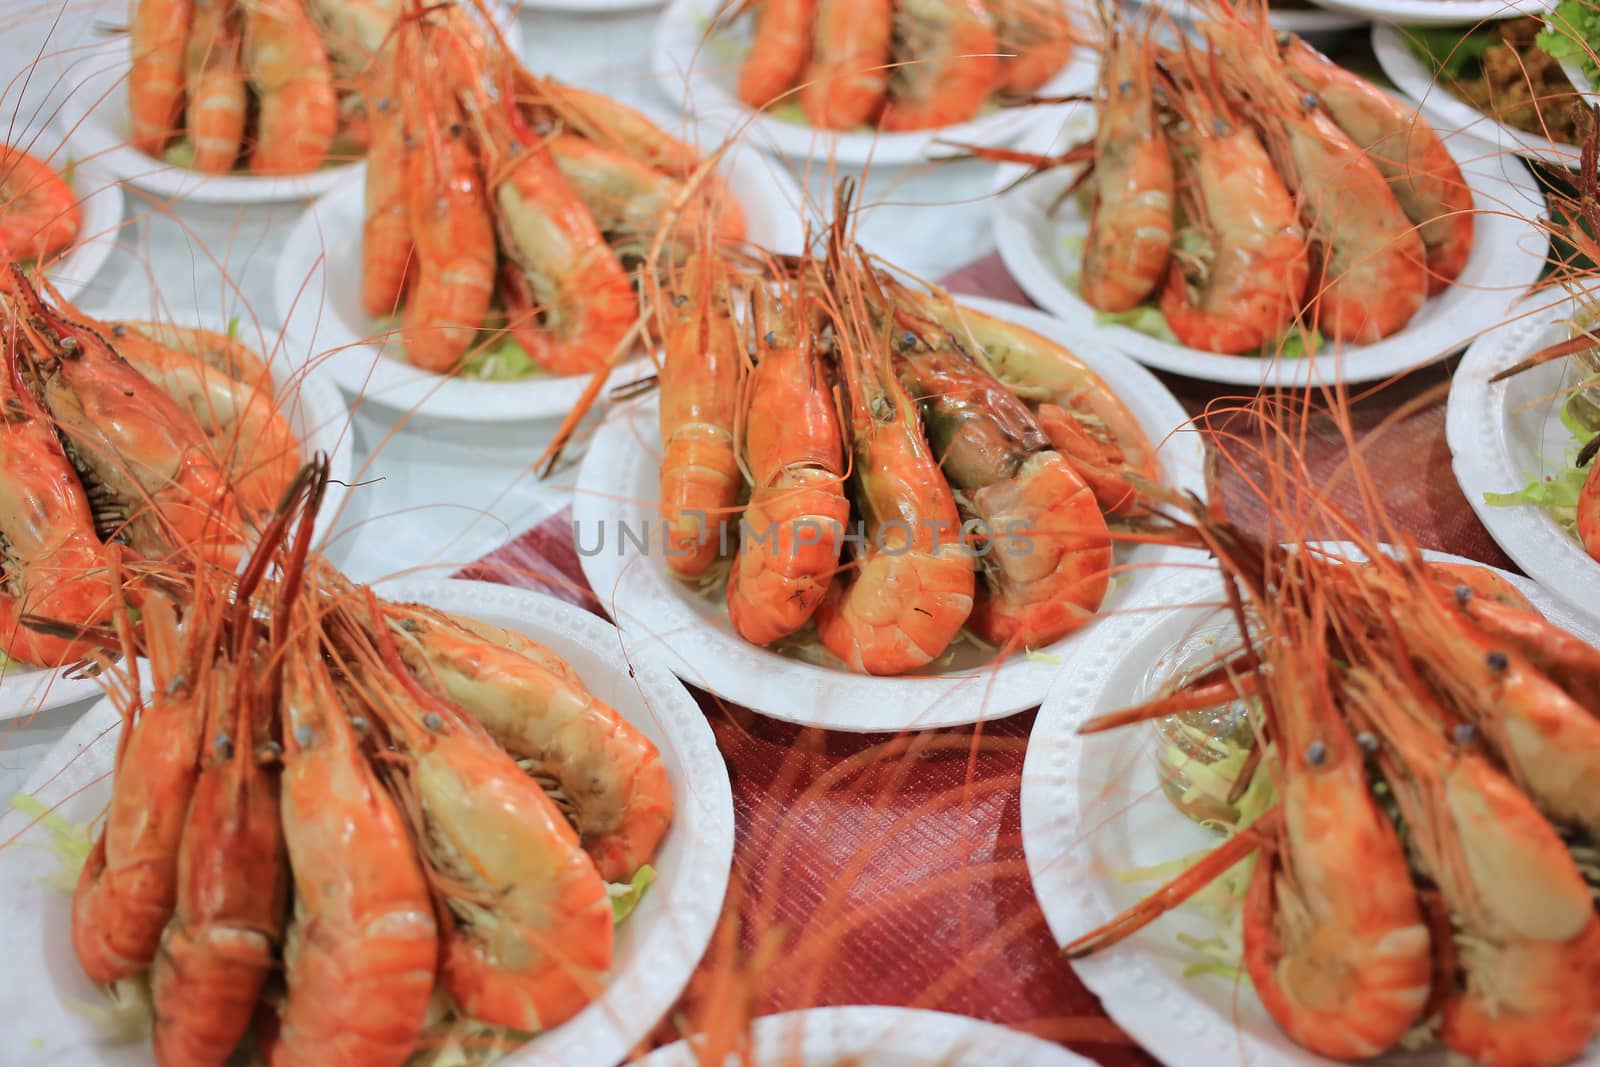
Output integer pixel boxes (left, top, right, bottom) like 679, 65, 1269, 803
880, 0, 998, 132
801, 0, 893, 129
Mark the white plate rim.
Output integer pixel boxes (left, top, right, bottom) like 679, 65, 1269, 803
649, 0, 1099, 166
990, 99, 1548, 387
1372, 21, 1578, 170
52, 8, 526, 205
1136, 0, 1367, 34
271, 104, 808, 422
1314, 0, 1556, 24
0, 305, 356, 723
635, 1005, 1097, 1066
0, 577, 734, 1067
1019, 545, 1600, 1067
1447, 294, 1600, 625
573, 294, 1208, 733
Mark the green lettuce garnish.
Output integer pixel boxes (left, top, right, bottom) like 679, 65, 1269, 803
609, 864, 655, 926
226, 315, 241, 341
1483, 394, 1599, 531
1095, 304, 1176, 341
1403, 23, 1498, 81
9, 793, 92, 894
1539, 2, 1600, 92
160, 138, 196, 170
462, 337, 540, 381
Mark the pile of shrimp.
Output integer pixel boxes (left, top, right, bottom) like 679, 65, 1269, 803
127, 0, 413, 175
359, 0, 744, 378
49, 458, 672, 1067
1063, 485, 1600, 1064
0, 139, 80, 269
728, 0, 1078, 130
0, 267, 302, 669
1001, 5, 1474, 355
641, 184, 1163, 675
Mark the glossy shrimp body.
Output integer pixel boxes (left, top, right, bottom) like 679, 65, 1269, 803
892, 314, 1109, 649
469, 72, 636, 378
398, 55, 495, 373
0, 144, 81, 264
112, 319, 268, 384
360, 64, 414, 318
801, 0, 893, 129
920, 297, 1160, 516
737, 0, 817, 110
9, 275, 244, 563
726, 285, 849, 646
1578, 455, 1600, 565
241, 0, 337, 176
0, 323, 113, 667
379, 598, 673, 883
524, 75, 704, 179
1281, 34, 1473, 293
272, 613, 436, 1067
1346, 665, 1600, 1067
129, 0, 194, 153
658, 252, 744, 578
72, 594, 208, 984
151, 665, 288, 1067
880, 0, 998, 132
1081, 30, 1174, 314
1159, 87, 1309, 355
184, 0, 247, 173
989, 0, 1075, 97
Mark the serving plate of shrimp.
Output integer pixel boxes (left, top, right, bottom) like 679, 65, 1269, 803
991, 20, 1547, 387
638, 1006, 1096, 1066
1022, 536, 1600, 1067
54, 1, 523, 204
651, 0, 1098, 166
575, 245, 1205, 732
1316, 0, 1558, 26
0, 553, 733, 1066
1135, 0, 1365, 38
273, 4, 805, 422
2, 125, 124, 303
0, 286, 353, 721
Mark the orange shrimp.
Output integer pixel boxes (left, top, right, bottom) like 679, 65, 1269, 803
241, 0, 337, 176
519, 73, 704, 179
72, 592, 210, 984
466, 55, 636, 378
378, 596, 673, 883
111, 318, 269, 384
891, 299, 1109, 649
0, 319, 114, 667
812, 248, 974, 675
1578, 447, 1600, 565
340, 601, 613, 1032
361, 87, 413, 318
184, 0, 247, 173
1346, 662, 1600, 1067
271, 591, 437, 1067
1158, 74, 1309, 355
396, 40, 495, 374
737, 0, 817, 110
800, 0, 893, 129
658, 251, 744, 579
0, 144, 80, 265
920, 297, 1161, 516
1281, 34, 1474, 294
8, 272, 244, 564
989, 0, 1075, 97
726, 281, 850, 646
880, 0, 998, 131
129, 0, 194, 154
1080, 26, 1173, 314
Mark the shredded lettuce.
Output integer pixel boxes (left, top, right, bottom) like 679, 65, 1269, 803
226, 315, 241, 341
462, 336, 540, 382
61, 155, 76, 191
1483, 395, 1598, 531
1096, 305, 1176, 341
1539, 2, 1600, 92
1404, 23, 1497, 81
609, 864, 655, 926
1025, 649, 1063, 664
9, 793, 92, 893
160, 137, 196, 170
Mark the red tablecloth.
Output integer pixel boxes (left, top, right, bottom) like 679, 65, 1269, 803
455, 253, 1516, 1065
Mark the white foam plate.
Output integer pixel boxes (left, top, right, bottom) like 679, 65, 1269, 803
1314, 0, 1555, 24
991, 100, 1547, 387
1448, 295, 1600, 625
0, 307, 354, 722
523, 0, 662, 9
637, 1006, 1096, 1066
1136, 0, 1366, 36
574, 295, 1207, 732
0, 578, 734, 1067
1020, 547, 1600, 1067
2, 122, 124, 303
273, 104, 807, 421
1373, 21, 1579, 170
650, 0, 1098, 166
54, 7, 524, 205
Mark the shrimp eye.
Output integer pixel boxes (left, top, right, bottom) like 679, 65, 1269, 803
214, 733, 234, 759
400, 618, 420, 632
1356, 731, 1378, 753
256, 740, 283, 763
1276, 31, 1292, 47
1211, 118, 1228, 135
900, 330, 918, 349
1118, 79, 1134, 96
377, 97, 392, 112
449, 122, 465, 137
1305, 740, 1327, 766
423, 712, 444, 731
1301, 93, 1318, 110
293, 725, 315, 748
672, 293, 689, 308
350, 715, 370, 734
1452, 723, 1476, 745
166, 673, 188, 695
1454, 584, 1472, 605
110, 323, 126, 338
1486, 650, 1509, 673
763, 330, 778, 346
